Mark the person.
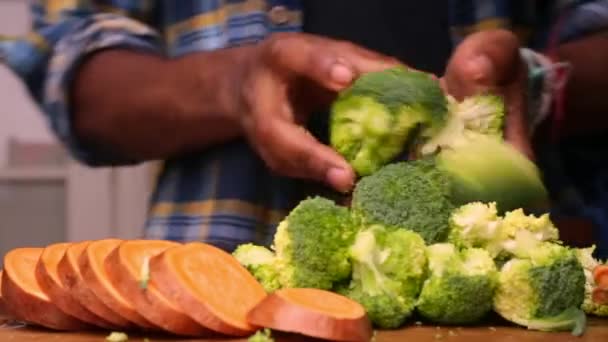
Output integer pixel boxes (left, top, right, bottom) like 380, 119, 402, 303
1, 1, 607, 256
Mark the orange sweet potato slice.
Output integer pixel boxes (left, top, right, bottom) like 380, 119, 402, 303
35, 242, 116, 329
79, 238, 158, 330
593, 264, 608, 289
149, 242, 267, 336
592, 287, 608, 305
247, 288, 373, 342
1, 247, 91, 330
105, 239, 211, 336
58, 240, 133, 329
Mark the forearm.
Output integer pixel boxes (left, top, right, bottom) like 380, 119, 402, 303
553, 30, 608, 137
71, 48, 247, 161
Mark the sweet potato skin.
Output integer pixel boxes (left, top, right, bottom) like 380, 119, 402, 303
247, 288, 373, 342
57, 241, 133, 329
35, 243, 116, 330
79, 239, 157, 330
2, 248, 91, 331
149, 243, 266, 337
105, 240, 211, 336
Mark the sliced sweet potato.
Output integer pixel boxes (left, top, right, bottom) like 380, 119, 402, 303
35, 242, 116, 329
149, 242, 267, 336
105, 239, 211, 336
592, 287, 608, 305
58, 240, 133, 329
594, 264, 608, 289
247, 288, 373, 342
80, 238, 158, 330
1, 247, 91, 330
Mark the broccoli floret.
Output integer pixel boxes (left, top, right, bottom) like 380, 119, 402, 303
418, 94, 504, 156
330, 66, 448, 176
494, 209, 560, 258
448, 202, 502, 251
233, 244, 281, 293
493, 242, 587, 334
337, 225, 428, 329
248, 328, 274, 342
416, 244, 498, 324
575, 246, 608, 317
435, 135, 549, 213
271, 196, 357, 290
351, 159, 455, 244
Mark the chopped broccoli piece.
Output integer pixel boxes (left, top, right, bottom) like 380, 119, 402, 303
351, 159, 454, 244
448, 202, 502, 250
494, 209, 560, 259
330, 66, 448, 176
248, 328, 274, 342
272, 196, 357, 290
435, 135, 549, 213
418, 94, 504, 156
337, 225, 428, 328
575, 246, 608, 317
493, 242, 587, 333
233, 244, 281, 292
106, 332, 128, 342
416, 244, 498, 324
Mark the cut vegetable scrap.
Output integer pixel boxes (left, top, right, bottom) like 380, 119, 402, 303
1, 247, 91, 330
104, 239, 211, 336
149, 242, 267, 336
35, 242, 116, 329
58, 240, 133, 329
80, 239, 158, 330
247, 288, 373, 342
106, 331, 129, 342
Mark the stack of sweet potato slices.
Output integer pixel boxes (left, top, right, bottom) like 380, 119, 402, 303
0, 239, 372, 341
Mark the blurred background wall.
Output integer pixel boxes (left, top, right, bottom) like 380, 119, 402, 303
0, 0, 154, 261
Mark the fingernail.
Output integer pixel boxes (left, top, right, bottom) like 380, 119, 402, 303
467, 55, 493, 82
326, 167, 354, 193
330, 63, 354, 85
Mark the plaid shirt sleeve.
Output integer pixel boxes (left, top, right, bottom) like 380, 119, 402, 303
0, 1, 163, 166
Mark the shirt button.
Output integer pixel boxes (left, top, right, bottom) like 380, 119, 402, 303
268, 5, 290, 25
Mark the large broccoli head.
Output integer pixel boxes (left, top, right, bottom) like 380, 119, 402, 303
493, 242, 587, 334
416, 243, 498, 324
575, 246, 608, 317
337, 225, 428, 329
232, 244, 281, 293
271, 196, 357, 290
417, 94, 505, 156
330, 66, 448, 176
351, 159, 454, 244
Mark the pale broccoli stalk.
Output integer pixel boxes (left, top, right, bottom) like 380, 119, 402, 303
493, 242, 587, 335
416, 243, 498, 324
271, 196, 357, 290
233, 244, 281, 293
575, 246, 608, 317
448, 202, 502, 251
337, 225, 428, 329
330, 66, 448, 176
448, 204, 559, 260
418, 94, 504, 156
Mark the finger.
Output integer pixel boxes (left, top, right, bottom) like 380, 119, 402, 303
263, 34, 399, 92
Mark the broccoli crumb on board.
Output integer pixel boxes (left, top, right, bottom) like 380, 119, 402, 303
248, 328, 274, 342
105, 332, 128, 342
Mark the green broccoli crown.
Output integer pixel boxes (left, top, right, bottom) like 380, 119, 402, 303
448, 202, 502, 251
418, 94, 505, 156
575, 246, 608, 317
339, 225, 428, 328
435, 135, 549, 213
330, 66, 448, 176
272, 196, 357, 290
233, 244, 281, 292
351, 159, 454, 244
416, 244, 498, 324
493, 243, 586, 333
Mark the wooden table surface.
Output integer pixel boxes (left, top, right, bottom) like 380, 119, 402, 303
1, 316, 606, 342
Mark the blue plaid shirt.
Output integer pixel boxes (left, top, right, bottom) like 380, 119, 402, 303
1, 0, 608, 254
